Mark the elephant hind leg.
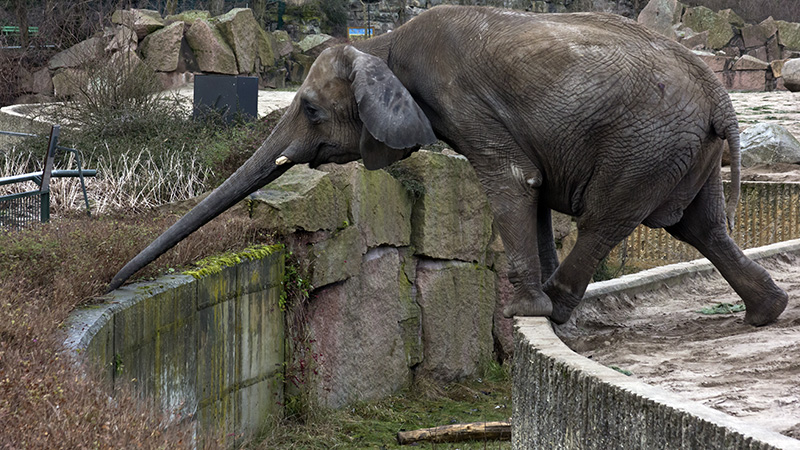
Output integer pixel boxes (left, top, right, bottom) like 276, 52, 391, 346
544, 223, 640, 324
665, 181, 787, 326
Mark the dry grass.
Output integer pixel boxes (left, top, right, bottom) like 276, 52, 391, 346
0, 207, 276, 448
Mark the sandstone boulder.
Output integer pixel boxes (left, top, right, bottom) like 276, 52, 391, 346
682, 6, 734, 50
782, 58, 800, 91
272, 30, 294, 58
255, 27, 277, 70
741, 17, 777, 49
32, 67, 53, 95
52, 68, 88, 97
637, 0, 679, 40
185, 19, 238, 74
15, 66, 33, 93
322, 162, 413, 249
771, 59, 786, 78
141, 21, 185, 72
104, 25, 137, 53
165, 10, 211, 25
733, 55, 770, 71
111, 9, 165, 39
248, 165, 348, 235
298, 34, 333, 54
415, 259, 495, 382
307, 247, 420, 408
740, 123, 800, 167
49, 37, 104, 69
391, 151, 493, 262
777, 20, 800, 52
717, 8, 744, 28
680, 30, 708, 50
308, 225, 365, 288
216, 8, 260, 74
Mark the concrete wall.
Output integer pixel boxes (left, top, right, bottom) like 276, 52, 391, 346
512, 240, 800, 450
63, 247, 285, 447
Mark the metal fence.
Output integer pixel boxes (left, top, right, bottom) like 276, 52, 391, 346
0, 126, 95, 230
608, 181, 800, 270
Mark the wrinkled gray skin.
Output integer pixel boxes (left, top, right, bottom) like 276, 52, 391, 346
109, 6, 788, 326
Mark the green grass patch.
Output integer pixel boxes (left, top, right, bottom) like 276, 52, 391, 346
697, 302, 746, 315
252, 377, 512, 449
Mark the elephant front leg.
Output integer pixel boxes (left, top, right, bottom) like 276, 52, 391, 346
478, 167, 553, 318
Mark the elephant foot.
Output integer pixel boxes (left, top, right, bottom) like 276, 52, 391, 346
744, 287, 788, 326
503, 291, 553, 318
544, 283, 583, 325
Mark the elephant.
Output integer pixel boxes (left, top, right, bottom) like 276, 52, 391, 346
108, 5, 788, 326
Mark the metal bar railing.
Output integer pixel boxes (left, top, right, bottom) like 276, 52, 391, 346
0, 125, 97, 228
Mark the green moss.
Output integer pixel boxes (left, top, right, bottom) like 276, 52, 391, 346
184, 244, 284, 279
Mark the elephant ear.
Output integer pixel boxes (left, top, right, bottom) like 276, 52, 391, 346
345, 46, 436, 170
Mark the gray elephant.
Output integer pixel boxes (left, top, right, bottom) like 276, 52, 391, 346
108, 6, 788, 326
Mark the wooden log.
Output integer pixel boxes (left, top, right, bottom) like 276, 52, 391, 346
396, 421, 511, 445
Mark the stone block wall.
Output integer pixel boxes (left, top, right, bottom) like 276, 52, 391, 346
513, 317, 799, 449
63, 248, 285, 447
248, 151, 516, 408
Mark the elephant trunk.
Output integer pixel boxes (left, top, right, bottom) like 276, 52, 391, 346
106, 139, 293, 293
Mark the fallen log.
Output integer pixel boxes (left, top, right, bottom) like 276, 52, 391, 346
396, 421, 511, 445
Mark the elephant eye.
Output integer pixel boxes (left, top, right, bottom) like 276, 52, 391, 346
302, 100, 327, 124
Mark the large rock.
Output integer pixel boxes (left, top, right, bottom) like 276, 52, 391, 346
185, 18, 238, 74
104, 25, 137, 53
740, 123, 800, 167
32, 67, 53, 95
782, 58, 800, 91
306, 247, 420, 408
248, 165, 348, 235
215, 8, 260, 74
415, 259, 495, 382
637, 0, 679, 40
777, 20, 800, 51
732, 55, 770, 71
140, 21, 185, 72
52, 68, 88, 97
255, 26, 276, 69
111, 9, 165, 39
308, 225, 365, 288
165, 10, 210, 25
681, 6, 734, 50
321, 162, 413, 249
298, 34, 333, 54
741, 17, 778, 49
717, 8, 744, 28
272, 30, 294, 58
49, 37, 104, 69
391, 151, 493, 262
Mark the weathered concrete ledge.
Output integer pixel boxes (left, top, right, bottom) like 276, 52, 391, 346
513, 239, 800, 450
63, 247, 285, 447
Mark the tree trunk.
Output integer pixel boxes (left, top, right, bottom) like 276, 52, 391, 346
14, 0, 30, 49
396, 421, 511, 445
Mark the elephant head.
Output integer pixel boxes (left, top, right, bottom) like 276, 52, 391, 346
107, 45, 437, 292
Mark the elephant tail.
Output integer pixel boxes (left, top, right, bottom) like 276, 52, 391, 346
722, 120, 741, 232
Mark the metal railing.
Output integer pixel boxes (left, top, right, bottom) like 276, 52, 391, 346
0, 126, 97, 230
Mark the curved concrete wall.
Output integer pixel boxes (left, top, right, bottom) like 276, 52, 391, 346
512, 240, 800, 450
63, 248, 284, 446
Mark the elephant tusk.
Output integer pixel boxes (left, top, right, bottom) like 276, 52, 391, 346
275, 156, 292, 165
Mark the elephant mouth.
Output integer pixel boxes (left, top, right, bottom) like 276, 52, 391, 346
310, 143, 360, 168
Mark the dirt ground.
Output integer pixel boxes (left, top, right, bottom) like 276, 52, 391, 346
553, 91, 800, 441
557, 254, 800, 440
